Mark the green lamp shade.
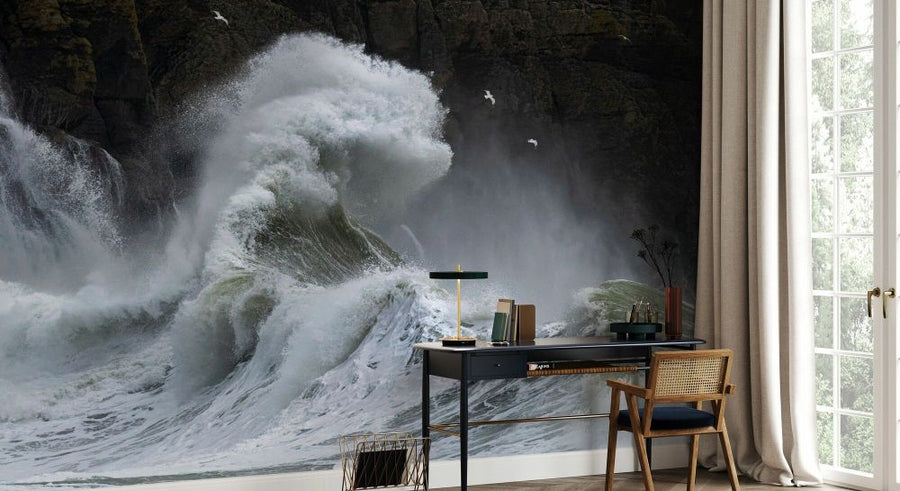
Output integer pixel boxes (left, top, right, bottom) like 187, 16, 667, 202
429, 271, 488, 280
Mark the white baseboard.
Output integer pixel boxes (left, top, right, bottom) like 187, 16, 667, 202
115, 440, 690, 491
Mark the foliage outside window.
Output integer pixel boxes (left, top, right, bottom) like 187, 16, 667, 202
808, 0, 875, 474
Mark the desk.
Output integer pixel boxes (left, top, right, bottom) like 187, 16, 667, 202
414, 336, 705, 490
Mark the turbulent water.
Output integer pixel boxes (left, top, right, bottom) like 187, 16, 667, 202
0, 34, 649, 487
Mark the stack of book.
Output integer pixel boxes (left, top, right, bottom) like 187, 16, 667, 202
491, 299, 536, 343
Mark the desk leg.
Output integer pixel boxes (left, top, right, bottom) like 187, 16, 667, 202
460, 361, 469, 491
422, 351, 430, 439
645, 350, 652, 468
422, 351, 430, 490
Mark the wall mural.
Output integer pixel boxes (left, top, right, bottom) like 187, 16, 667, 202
0, 1, 701, 486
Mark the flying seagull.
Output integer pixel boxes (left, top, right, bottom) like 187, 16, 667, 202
618, 34, 631, 43
212, 10, 229, 25
527, 138, 538, 148
483, 90, 495, 106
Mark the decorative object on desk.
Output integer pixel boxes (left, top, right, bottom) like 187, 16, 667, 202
610, 322, 662, 341
508, 301, 518, 341
339, 432, 429, 491
630, 224, 681, 339
496, 298, 515, 342
526, 360, 638, 376
628, 298, 658, 324
620, 298, 659, 341
516, 304, 536, 341
429, 265, 488, 346
664, 285, 683, 339
491, 312, 508, 342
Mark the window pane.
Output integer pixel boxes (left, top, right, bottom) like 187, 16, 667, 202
815, 295, 835, 349
839, 236, 872, 292
812, 177, 834, 233
812, 0, 834, 52
811, 116, 834, 173
818, 411, 835, 466
840, 296, 872, 353
840, 355, 873, 411
840, 51, 873, 109
839, 111, 873, 172
813, 237, 834, 290
838, 176, 873, 234
812, 56, 835, 112
840, 414, 874, 473
840, 0, 873, 48
817, 353, 834, 406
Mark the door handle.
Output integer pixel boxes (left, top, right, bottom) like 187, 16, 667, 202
885, 288, 896, 319
868, 287, 881, 318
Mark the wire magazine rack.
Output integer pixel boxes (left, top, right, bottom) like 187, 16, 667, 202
340, 432, 430, 490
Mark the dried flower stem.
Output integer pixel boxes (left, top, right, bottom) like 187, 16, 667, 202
630, 225, 679, 288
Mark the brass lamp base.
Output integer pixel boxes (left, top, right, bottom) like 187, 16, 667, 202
441, 337, 477, 346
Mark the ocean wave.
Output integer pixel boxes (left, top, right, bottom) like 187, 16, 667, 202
0, 33, 458, 484
0, 33, 671, 487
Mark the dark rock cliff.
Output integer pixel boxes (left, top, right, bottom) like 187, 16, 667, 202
0, 0, 701, 270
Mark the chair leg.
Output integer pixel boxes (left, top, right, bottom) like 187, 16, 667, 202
687, 434, 699, 491
718, 427, 740, 490
622, 394, 653, 491
605, 426, 618, 491
631, 433, 654, 491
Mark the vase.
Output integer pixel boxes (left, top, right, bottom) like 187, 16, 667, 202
664, 286, 682, 339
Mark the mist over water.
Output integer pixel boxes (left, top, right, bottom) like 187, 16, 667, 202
0, 34, 627, 485
386, 130, 636, 322
0, 93, 124, 291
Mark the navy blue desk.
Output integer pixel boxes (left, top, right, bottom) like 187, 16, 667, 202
414, 336, 705, 490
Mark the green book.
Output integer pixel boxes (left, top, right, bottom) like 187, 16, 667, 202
491, 312, 509, 342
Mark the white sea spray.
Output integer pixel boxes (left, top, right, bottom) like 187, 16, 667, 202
0, 34, 617, 486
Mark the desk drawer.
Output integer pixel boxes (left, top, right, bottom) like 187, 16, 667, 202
470, 353, 526, 380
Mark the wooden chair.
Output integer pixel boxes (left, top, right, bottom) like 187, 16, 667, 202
605, 349, 739, 491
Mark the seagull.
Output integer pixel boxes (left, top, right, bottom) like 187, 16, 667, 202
212, 10, 229, 25
618, 34, 631, 43
483, 90, 495, 106
527, 138, 538, 148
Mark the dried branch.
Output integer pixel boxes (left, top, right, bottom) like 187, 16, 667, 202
630, 225, 679, 288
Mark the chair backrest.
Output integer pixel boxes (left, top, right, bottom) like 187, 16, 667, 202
648, 349, 734, 402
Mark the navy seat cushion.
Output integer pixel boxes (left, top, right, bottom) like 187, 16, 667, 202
617, 406, 716, 430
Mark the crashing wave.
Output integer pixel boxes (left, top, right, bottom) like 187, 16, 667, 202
0, 33, 457, 484
0, 33, 670, 487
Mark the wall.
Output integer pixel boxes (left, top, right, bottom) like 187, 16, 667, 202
113, 441, 691, 490
0, 1, 701, 487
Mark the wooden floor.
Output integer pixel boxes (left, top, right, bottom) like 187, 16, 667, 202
436, 467, 853, 490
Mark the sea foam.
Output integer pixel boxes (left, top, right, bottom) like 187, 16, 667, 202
0, 34, 619, 486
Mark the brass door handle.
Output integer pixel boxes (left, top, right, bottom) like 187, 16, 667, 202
868, 287, 881, 318
885, 288, 896, 319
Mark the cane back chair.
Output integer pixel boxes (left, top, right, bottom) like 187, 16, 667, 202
605, 348, 739, 491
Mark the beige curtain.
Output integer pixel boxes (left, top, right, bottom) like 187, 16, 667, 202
697, 0, 821, 485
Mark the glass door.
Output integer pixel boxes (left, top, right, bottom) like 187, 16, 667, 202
809, 0, 886, 488
810, 0, 900, 488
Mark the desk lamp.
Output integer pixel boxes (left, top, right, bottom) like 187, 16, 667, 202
429, 265, 488, 346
